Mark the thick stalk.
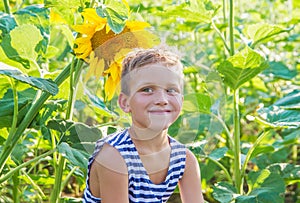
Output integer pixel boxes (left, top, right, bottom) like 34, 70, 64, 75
0, 63, 73, 174
233, 89, 242, 193
3, 0, 11, 14
228, 0, 242, 193
50, 156, 65, 203
50, 59, 83, 202
12, 172, 20, 203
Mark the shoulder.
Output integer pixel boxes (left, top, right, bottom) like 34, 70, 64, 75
184, 148, 199, 173
92, 143, 128, 175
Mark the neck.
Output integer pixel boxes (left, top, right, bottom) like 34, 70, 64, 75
129, 126, 170, 154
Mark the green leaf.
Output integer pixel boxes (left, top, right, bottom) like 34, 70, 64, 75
57, 142, 89, 169
14, 5, 50, 54
0, 62, 58, 95
262, 61, 297, 81
256, 90, 300, 128
249, 145, 274, 160
244, 23, 287, 48
268, 163, 300, 183
97, 0, 129, 34
84, 88, 116, 118
256, 106, 300, 128
47, 119, 102, 154
0, 35, 30, 69
162, 0, 219, 25
243, 169, 285, 203
0, 88, 35, 128
183, 93, 212, 113
212, 182, 237, 203
273, 90, 300, 110
217, 47, 269, 90
208, 147, 228, 160
0, 13, 17, 35
10, 24, 43, 61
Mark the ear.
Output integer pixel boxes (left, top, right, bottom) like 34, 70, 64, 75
118, 92, 131, 113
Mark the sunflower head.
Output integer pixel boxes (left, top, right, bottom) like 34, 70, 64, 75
73, 8, 159, 101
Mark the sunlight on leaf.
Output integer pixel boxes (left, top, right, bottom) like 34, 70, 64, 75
10, 24, 43, 61
217, 46, 269, 90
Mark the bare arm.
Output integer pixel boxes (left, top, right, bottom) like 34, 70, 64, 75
178, 149, 204, 203
89, 143, 129, 203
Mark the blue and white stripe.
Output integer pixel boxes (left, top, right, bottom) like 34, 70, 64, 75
83, 129, 186, 203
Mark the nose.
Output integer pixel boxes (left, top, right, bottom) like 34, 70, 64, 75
154, 90, 168, 105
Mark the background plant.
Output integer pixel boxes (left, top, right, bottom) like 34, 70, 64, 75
0, 0, 299, 202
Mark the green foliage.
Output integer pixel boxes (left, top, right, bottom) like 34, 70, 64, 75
0, 0, 299, 202
96, 0, 129, 34
217, 47, 269, 90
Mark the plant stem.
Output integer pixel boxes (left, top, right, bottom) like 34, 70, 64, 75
5, 77, 18, 144
3, 0, 11, 14
12, 172, 20, 203
229, 0, 235, 56
241, 130, 270, 179
207, 157, 233, 184
211, 18, 230, 54
50, 58, 83, 202
210, 113, 233, 148
0, 149, 56, 183
233, 89, 242, 193
0, 63, 73, 174
66, 59, 83, 120
50, 155, 65, 203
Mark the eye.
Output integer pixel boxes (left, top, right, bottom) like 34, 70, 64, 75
166, 88, 179, 94
140, 87, 154, 93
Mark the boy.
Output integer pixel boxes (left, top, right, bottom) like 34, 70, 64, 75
83, 47, 204, 203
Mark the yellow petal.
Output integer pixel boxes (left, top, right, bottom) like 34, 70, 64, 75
104, 76, 116, 101
94, 59, 105, 79
50, 9, 66, 24
126, 21, 150, 31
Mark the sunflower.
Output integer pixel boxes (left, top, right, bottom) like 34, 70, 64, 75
73, 8, 159, 100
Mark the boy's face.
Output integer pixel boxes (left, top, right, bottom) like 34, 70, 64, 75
119, 63, 183, 132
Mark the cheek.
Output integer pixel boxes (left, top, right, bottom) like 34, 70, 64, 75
172, 95, 183, 109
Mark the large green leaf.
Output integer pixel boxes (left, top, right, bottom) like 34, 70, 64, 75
0, 35, 30, 69
217, 46, 269, 90
162, 0, 219, 25
240, 169, 285, 203
256, 91, 300, 128
244, 23, 288, 48
212, 182, 237, 203
96, 0, 129, 34
256, 106, 300, 128
0, 12, 17, 35
0, 62, 58, 95
57, 142, 89, 169
273, 90, 300, 110
262, 61, 297, 81
10, 24, 43, 61
14, 5, 50, 54
0, 88, 35, 128
268, 163, 300, 184
183, 93, 212, 113
47, 119, 102, 154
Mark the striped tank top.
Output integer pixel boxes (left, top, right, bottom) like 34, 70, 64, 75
83, 129, 186, 203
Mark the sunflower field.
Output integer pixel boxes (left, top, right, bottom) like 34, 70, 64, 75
0, 0, 299, 202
